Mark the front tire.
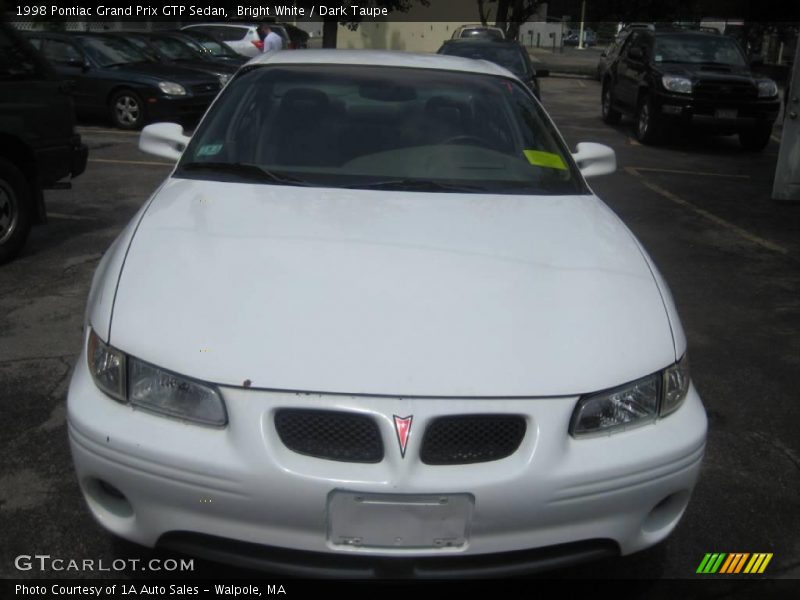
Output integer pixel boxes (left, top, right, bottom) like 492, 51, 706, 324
110, 89, 145, 130
635, 93, 662, 144
0, 158, 33, 265
601, 81, 621, 124
739, 123, 772, 152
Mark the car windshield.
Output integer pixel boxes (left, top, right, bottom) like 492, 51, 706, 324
78, 36, 148, 66
654, 35, 746, 66
124, 36, 160, 61
177, 65, 583, 195
441, 44, 529, 76
150, 36, 197, 60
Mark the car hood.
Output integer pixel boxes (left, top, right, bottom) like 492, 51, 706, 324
656, 63, 757, 82
109, 179, 676, 397
110, 61, 219, 85
168, 59, 237, 75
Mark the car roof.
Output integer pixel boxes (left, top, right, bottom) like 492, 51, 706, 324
245, 49, 514, 78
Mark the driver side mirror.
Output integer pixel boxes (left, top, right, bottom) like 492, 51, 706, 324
65, 56, 89, 70
628, 46, 644, 61
139, 122, 191, 161
572, 142, 616, 178
749, 53, 764, 68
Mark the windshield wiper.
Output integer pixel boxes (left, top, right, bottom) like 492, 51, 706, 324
178, 162, 315, 186
346, 178, 487, 193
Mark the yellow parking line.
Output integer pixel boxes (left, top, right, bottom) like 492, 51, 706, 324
770, 134, 781, 143
624, 167, 788, 255
628, 137, 641, 146
629, 167, 750, 179
89, 158, 172, 167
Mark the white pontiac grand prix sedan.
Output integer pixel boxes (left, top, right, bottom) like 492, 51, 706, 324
68, 50, 706, 577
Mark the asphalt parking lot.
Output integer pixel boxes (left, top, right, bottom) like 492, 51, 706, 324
1, 76, 799, 583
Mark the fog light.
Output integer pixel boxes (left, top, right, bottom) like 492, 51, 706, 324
86, 478, 134, 518
662, 105, 682, 115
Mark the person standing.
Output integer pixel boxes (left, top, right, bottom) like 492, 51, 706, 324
261, 24, 283, 53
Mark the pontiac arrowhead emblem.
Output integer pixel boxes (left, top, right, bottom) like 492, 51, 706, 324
393, 415, 413, 458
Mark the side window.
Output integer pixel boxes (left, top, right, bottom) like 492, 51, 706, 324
41, 39, 83, 65
635, 34, 652, 60
620, 32, 639, 58
0, 28, 45, 81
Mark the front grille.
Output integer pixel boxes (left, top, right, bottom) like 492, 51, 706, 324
693, 80, 756, 101
420, 414, 526, 465
274, 409, 383, 463
190, 82, 221, 95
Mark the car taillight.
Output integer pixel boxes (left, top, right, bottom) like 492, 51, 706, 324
288, 42, 295, 49
252, 40, 264, 50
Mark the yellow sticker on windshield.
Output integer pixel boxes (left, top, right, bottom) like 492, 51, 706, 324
523, 150, 567, 170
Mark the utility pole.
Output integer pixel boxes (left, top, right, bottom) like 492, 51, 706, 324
577, 0, 586, 50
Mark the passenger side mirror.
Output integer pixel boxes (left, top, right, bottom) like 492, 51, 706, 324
139, 123, 191, 161
572, 142, 616, 178
749, 54, 764, 68
534, 68, 550, 77
64, 57, 85, 68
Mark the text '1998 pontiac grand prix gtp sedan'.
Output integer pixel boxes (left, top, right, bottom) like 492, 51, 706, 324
68, 50, 707, 578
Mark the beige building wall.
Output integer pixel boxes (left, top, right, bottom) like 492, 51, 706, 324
336, 1, 482, 53
337, 22, 473, 53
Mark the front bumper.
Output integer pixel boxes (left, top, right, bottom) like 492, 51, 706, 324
36, 134, 88, 187
67, 344, 707, 575
145, 93, 217, 122
653, 92, 780, 131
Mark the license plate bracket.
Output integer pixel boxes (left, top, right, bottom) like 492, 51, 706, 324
328, 491, 473, 549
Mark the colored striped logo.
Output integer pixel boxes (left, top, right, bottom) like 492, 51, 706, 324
696, 553, 773, 574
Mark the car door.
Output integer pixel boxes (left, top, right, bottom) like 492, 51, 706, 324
37, 37, 94, 111
614, 32, 649, 109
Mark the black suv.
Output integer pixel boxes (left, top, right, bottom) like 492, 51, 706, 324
0, 22, 88, 264
600, 29, 781, 150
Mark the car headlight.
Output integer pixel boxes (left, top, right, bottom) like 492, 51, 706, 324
218, 73, 230, 86
158, 81, 187, 96
87, 329, 227, 426
662, 75, 692, 94
757, 79, 778, 98
570, 354, 690, 437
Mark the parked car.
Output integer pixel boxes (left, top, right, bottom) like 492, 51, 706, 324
102, 32, 237, 86
70, 49, 706, 577
181, 23, 264, 57
600, 29, 781, 149
438, 38, 547, 99
169, 29, 247, 67
596, 24, 653, 81
0, 21, 87, 264
180, 23, 296, 56
279, 22, 310, 49
25, 32, 222, 130
564, 28, 597, 46
451, 24, 505, 40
